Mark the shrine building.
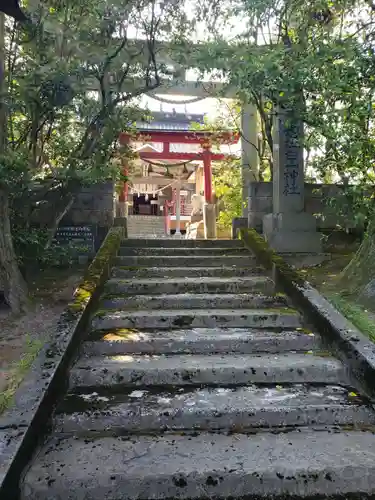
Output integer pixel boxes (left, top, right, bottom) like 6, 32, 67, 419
117, 109, 239, 238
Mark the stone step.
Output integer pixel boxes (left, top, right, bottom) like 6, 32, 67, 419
111, 266, 264, 279
118, 246, 250, 256
114, 255, 255, 267
127, 232, 166, 237
91, 308, 301, 331
83, 328, 318, 356
127, 215, 165, 222
69, 353, 348, 390
120, 238, 244, 248
55, 385, 375, 434
22, 429, 375, 500
127, 222, 165, 228
126, 230, 166, 235
127, 219, 165, 231
99, 293, 289, 311
127, 222, 165, 229
104, 276, 275, 296
127, 234, 168, 239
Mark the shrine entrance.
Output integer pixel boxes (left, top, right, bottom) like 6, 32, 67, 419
118, 130, 239, 238
132, 194, 159, 216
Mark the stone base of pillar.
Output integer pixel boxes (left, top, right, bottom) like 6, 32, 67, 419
232, 217, 248, 239
113, 217, 128, 238
116, 201, 129, 218
248, 211, 264, 232
247, 183, 265, 231
204, 203, 217, 239
263, 212, 322, 253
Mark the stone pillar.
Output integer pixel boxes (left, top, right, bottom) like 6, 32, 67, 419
203, 149, 216, 239
203, 203, 217, 239
118, 165, 129, 217
263, 105, 322, 253
241, 103, 259, 218
114, 217, 128, 238
117, 199, 129, 218
175, 180, 182, 236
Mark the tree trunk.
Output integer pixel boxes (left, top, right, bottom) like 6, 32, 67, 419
0, 189, 29, 313
0, 15, 27, 313
44, 194, 75, 249
339, 211, 375, 299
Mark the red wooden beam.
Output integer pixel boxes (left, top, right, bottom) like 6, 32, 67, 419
138, 151, 234, 161
119, 130, 240, 146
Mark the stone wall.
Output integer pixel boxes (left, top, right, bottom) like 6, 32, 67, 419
64, 181, 115, 227
248, 182, 367, 232
31, 181, 115, 251
62, 181, 115, 250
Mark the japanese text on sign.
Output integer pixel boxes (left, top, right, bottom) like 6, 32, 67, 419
283, 118, 302, 196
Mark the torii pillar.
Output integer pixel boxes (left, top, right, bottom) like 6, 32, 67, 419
202, 144, 216, 239
118, 163, 129, 217
118, 135, 130, 218
241, 103, 259, 218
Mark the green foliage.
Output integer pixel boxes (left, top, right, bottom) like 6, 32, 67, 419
13, 226, 86, 269
326, 292, 375, 343
0, 0, 191, 302
0, 337, 44, 415
214, 159, 243, 229
189, 103, 244, 229
180, 0, 375, 222
4, 0, 190, 238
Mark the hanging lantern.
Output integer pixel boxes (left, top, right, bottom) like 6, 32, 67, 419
145, 193, 149, 201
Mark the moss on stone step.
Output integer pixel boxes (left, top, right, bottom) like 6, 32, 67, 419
239, 229, 305, 286
69, 227, 125, 314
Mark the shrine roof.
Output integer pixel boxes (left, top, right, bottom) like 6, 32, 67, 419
136, 111, 205, 132
120, 129, 239, 145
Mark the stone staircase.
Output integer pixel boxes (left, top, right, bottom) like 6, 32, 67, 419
127, 215, 167, 238
21, 239, 375, 499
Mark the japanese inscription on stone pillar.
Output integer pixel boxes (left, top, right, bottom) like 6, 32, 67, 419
273, 105, 304, 213
282, 115, 303, 196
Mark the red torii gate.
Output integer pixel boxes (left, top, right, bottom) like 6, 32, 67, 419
118, 130, 240, 235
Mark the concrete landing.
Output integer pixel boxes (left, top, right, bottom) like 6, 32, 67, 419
104, 275, 275, 295
83, 328, 319, 356
69, 353, 348, 390
21, 430, 375, 500
55, 384, 375, 434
